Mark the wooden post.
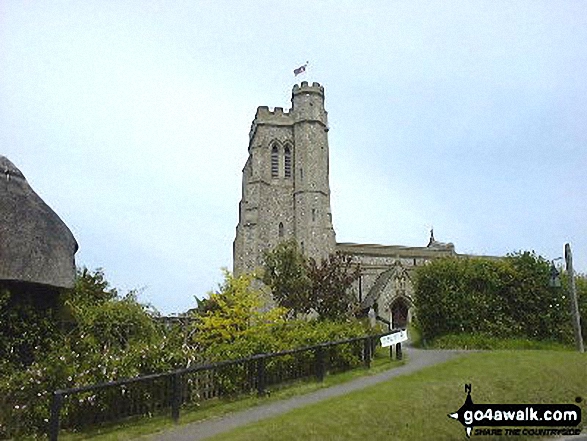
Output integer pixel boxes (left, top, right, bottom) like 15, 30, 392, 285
395, 342, 402, 360
565, 244, 585, 353
256, 357, 267, 396
49, 391, 63, 441
171, 372, 182, 423
315, 346, 326, 382
363, 337, 371, 368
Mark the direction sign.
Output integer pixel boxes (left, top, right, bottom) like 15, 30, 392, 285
380, 330, 408, 347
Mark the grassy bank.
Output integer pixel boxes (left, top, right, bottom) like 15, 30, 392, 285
209, 350, 586, 441
422, 333, 574, 351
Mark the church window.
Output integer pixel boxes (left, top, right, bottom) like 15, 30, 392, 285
271, 145, 279, 178
284, 146, 291, 178
300, 241, 304, 253
300, 167, 303, 181
312, 208, 316, 222
279, 222, 284, 238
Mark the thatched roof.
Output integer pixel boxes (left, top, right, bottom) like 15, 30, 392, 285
0, 156, 78, 289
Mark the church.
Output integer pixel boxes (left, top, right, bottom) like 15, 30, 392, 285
233, 82, 465, 328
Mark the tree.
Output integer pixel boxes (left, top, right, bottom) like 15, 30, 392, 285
71, 267, 118, 304
306, 252, 362, 321
190, 270, 286, 350
262, 240, 312, 316
263, 241, 361, 320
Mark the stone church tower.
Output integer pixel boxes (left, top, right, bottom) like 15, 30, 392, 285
233, 81, 480, 328
233, 82, 336, 274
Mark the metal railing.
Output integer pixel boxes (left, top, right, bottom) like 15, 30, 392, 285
48, 330, 402, 440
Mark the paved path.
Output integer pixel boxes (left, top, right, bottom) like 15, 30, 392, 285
143, 347, 465, 441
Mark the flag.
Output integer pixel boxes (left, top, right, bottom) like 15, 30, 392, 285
294, 62, 308, 76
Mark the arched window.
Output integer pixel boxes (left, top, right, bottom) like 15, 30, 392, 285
271, 145, 279, 178
284, 146, 292, 178
279, 222, 284, 238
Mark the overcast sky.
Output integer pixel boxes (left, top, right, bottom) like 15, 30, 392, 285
2, 1, 585, 314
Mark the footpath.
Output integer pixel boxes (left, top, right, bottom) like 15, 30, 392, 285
143, 347, 464, 441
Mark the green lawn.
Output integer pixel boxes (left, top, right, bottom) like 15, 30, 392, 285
208, 351, 587, 441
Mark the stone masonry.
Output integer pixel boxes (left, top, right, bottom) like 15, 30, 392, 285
233, 82, 336, 275
233, 82, 479, 327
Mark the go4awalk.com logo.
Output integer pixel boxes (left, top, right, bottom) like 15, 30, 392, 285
448, 384, 582, 437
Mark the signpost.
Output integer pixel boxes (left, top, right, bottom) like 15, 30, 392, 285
380, 330, 408, 348
565, 243, 585, 353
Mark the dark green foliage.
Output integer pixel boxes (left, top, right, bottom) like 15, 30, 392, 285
306, 252, 362, 321
0, 268, 184, 438
413, 252, 583, 344
262, 240, 312, 315
0, 267, 370, 438
0, 282, 61, 368
202, 319, 368, 395
71, 267, 117, 304
263, 241, 361, 320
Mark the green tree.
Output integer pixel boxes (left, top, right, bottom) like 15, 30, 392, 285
71, 267, 118, 304
190, 270, 286, 351
262, 240, 312, 316
306, 252, 362, 321
263, 241, 361, 320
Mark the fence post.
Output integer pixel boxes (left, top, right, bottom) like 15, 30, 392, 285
171, 372, 182, 423
363, 337, 371, 368
256, 357, 266, 396
395, 342, 402, 360
315, 346, 326, 382
49, 391, 63, 441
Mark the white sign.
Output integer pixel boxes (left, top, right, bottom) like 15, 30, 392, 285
380, 330, 408, 348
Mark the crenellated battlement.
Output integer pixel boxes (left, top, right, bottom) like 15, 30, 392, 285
247, 82, 327, 142
255, 105, 293, 120
249, 105, 294, 141
292, 81, 324, 96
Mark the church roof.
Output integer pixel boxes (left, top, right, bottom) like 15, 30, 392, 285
0, 156, 78, 289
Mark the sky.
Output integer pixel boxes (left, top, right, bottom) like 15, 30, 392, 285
1, 1, 586, 314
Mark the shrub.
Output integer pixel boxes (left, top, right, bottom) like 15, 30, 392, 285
413, 251, 580, 344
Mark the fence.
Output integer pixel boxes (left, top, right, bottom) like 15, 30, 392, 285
48, 330, 402, 440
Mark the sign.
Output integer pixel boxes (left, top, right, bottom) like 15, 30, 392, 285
380, 330, 408, 347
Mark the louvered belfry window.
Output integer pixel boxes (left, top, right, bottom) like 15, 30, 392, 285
271, 145, 279, 177
284, 146, 291, 178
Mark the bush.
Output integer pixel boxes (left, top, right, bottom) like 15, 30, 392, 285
0, 268, 195, 438
413, 252, 578, 344
0, 268, 374, 437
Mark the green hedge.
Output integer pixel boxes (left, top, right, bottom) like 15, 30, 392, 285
413, 252, 585, 344
0, 268, 370, 438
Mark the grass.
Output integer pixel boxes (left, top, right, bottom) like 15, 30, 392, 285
56, 346, 405, 441
421, 333, 574, 351
405, 322, 574, 350
207, 350, 587, 441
